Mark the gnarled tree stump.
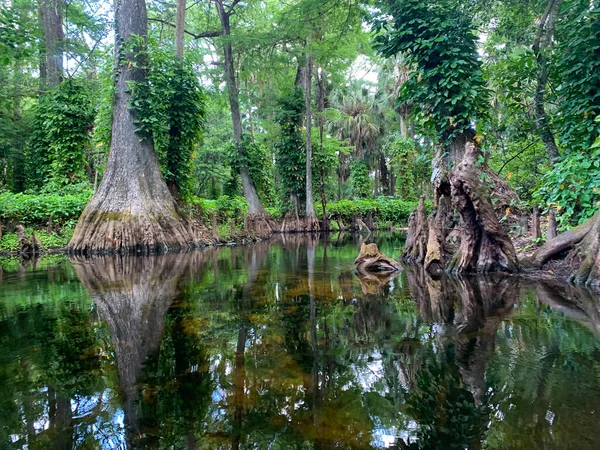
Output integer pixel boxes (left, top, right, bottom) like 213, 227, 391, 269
446, 142, 519, 274
355, 242, 402, 273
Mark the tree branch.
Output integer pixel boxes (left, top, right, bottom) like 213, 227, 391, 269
227, 0, 242, 15
148, 17, 221, 39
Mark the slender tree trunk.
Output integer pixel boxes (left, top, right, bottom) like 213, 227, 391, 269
38, 0, 64, 88
68, 0, 196, 254
215, 0, 269, 223
175, 0, 186, 59
304, 50, 318, 229
533, 0, 563, 163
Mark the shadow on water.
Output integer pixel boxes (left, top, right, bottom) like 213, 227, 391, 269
1, 233, 600, 449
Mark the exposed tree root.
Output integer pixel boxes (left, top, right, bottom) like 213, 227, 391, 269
68, 208, 202, 255
355, 242, 402, 274
522, 211, 600, 286
446, 143, 519, 274
402, 197, 428, 263
244, 213, 274, 238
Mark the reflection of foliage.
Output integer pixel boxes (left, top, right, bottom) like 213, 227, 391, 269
405, 346, 487, 450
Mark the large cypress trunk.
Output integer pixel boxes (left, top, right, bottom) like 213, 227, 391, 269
67, 0, 195, 254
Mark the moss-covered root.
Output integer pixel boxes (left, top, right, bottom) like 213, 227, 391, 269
245, 213, 274, 238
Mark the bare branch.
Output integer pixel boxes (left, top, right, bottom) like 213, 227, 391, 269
148, 17, 221, 39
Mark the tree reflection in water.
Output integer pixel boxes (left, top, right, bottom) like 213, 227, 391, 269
1, 233, 600, 448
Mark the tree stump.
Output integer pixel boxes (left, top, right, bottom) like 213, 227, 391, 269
355, 242, 402, 273
16, 225, 41, 257
402, 197, 428, 263
446, 142, 519, 274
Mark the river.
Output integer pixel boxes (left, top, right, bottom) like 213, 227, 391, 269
1, 232, 599, 449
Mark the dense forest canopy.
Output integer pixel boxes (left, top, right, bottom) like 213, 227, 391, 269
0, 0, 599, 267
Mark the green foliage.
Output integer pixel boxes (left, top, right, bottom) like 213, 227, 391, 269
555, 5, 600, 154
534, 135, 600, 229
228, 138, 276, 206
373, 0, 488, 144
317, 198, 423, 226
0, 191, 92, 227
274, 88, 306, 208
130, 48, 206, 200
350, 159, 371, 198
388, 136, 420, 200
188, 195, 248, 223
26, 79, 95, 190
0, 227, 74, 252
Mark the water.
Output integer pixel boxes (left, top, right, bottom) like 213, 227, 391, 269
1, 232, 600, 449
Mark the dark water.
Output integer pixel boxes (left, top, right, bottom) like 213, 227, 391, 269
1, 232, 600, 449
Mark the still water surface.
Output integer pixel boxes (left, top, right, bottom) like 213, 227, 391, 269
1, 232, 600, 449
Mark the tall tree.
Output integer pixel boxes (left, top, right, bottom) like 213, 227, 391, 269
38, 0, 64, 88
68, 0, 194, 253
304, 49, 318, 229
175, 0, 186, 59
214, 0, 272, 235
375, 0, 519, 274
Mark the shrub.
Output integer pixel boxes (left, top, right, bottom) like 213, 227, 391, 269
316, 198, 425, 226
0, 191, 92, 227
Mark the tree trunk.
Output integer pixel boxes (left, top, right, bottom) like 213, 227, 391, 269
522, 210, 600, 286
215, 0, 270, 236
533, 0, 563, 163
402, 197, 428, 263
68, 0, 196, 254
304, 49, 318, 231
38, 0, 64, 88
532, 206, 542, 240
175, 0, 186, 59
547, 209, 557, 240
71, 254, 191, 445
446, 142, 520, 273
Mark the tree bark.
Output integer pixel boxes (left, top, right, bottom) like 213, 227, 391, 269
532, 206, 542, 240
215, 0, 270, 233
304, 49, 318, 230
547, 209, 557, 240
533, 0, 563, 163
522, 210, 600, 286
402, 197, 428, 263
446, 142, 520, 273
67, 0, 197, 254
175, 0, 186, 59
38, 0, 64, 88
